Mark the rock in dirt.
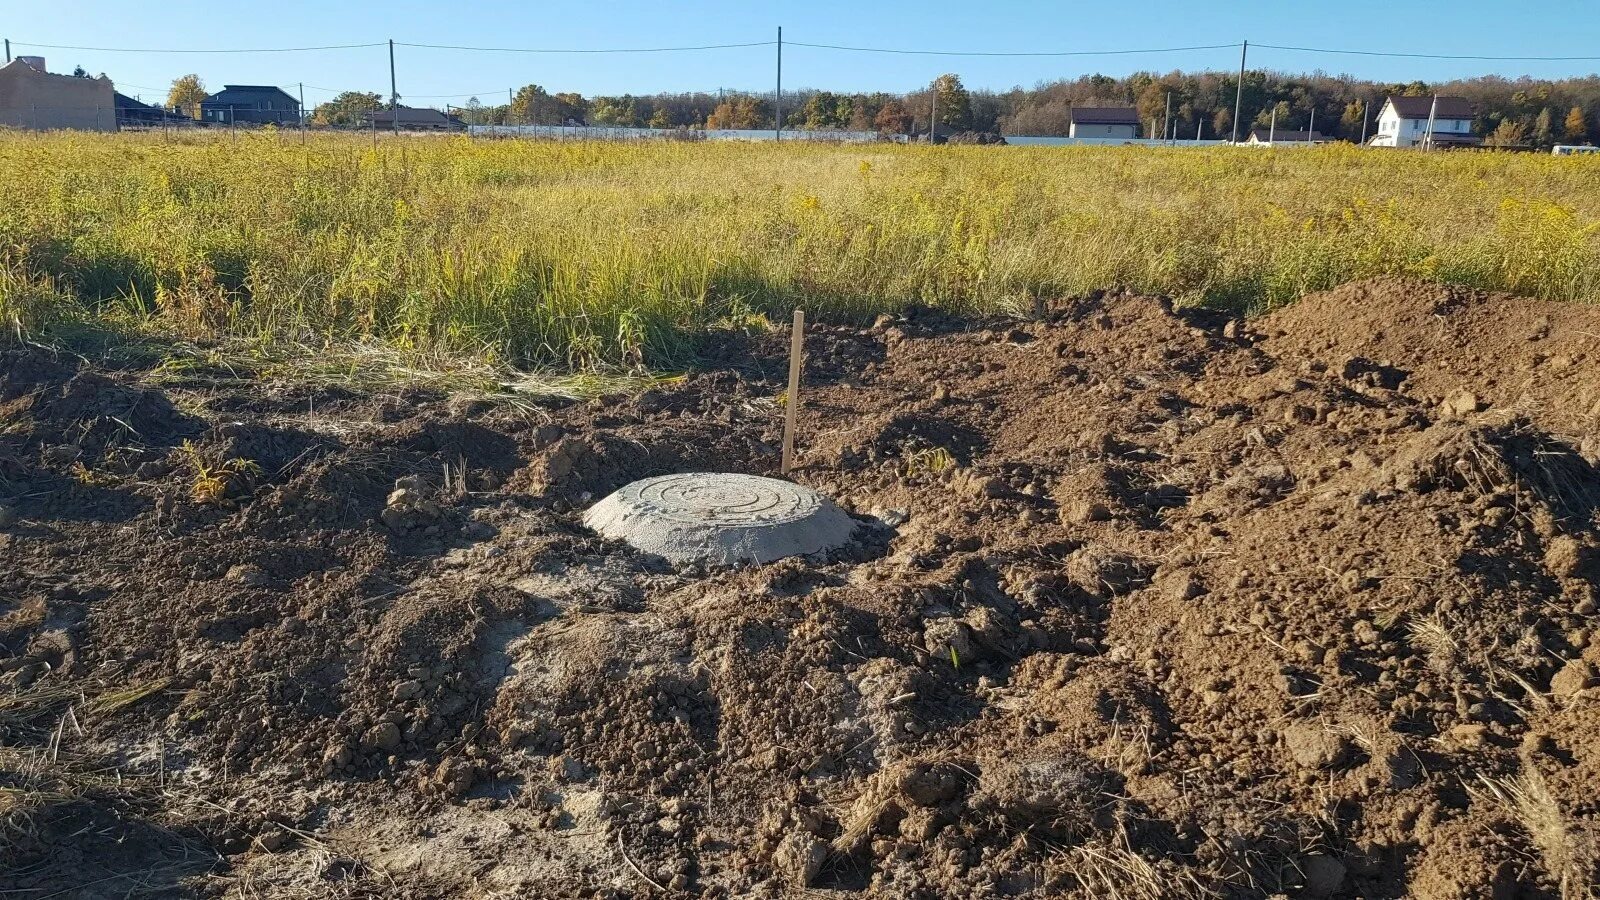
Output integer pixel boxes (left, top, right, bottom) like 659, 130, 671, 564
972, 754, 1113, 835
1061, 499, 1112, 524
773, 830, 827, 887
1283, 724, 1353, 770
428, 757, 477, 799
381, 477, 444, 532
1544, 535, 1591, 579
923, 617, 976, 662
899, 763, 962, 807
1301, 853, 1347, 897
1550, 659, 1598, 700
361, 721, 402, 753
869, 506, 909, 527
1441, 389, 1485, 417
225, 564, 270, 587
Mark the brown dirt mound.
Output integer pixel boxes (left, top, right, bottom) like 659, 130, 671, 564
1262, 275, 1600, 440
1, 278, 1598, 898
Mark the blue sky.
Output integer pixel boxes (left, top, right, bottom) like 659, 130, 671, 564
9, 0, 1600, 107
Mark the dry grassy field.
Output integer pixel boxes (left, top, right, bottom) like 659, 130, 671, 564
2, 132, 1598, 370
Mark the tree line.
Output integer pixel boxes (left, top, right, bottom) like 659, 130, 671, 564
160, 68, 1600, 146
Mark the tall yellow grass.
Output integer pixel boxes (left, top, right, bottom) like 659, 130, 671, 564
2, 131, 1598, 368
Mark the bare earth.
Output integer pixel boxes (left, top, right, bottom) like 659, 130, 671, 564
2, 277, 1598, 899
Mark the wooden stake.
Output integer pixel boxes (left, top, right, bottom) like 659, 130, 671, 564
781, 309, 805, 475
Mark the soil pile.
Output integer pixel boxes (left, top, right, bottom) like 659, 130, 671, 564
1, 277, 1597, 898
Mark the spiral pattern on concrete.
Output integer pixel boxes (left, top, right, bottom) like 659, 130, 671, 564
583, 473, 855, 566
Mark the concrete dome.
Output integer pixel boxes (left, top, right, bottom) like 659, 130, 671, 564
583, 473, 856, 566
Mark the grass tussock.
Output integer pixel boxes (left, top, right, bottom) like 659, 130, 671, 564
3, 131, 1600, 369
1472, 769, 1600, 899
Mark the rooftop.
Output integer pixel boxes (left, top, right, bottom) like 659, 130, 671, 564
1386, 96, 1475, 120
1069, 106, 1140, 126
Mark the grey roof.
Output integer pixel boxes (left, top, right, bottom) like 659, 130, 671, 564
367, 106, 464, 125
1385, 96, 1474, 120
204, 85, 298, 105
1070, 106, 1140, 126
114, 92, 158, 110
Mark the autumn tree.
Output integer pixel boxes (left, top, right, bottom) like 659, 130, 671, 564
706, 97, 766, 129
589, 96, 641, 127
1486, 119, 1528, 147
1340, 100, 1367, 142
507, 85, 587, 125
311, 91, 382, 126
509, 84, 547, 124
1564, 105, 1588, 142
1211, 107, 1233, 140
931, 74, 971, 130
167, 74, 208, 120
1254, 100, 1292, 132
873, 100, 913, 135
1533, 107, 1554, 148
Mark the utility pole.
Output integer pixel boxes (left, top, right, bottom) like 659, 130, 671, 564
1163, 92, 1172, 142
931, 82, 938, 143
1308, 107, 1315, 144
388, 39, 398, 135
1196, 119, 1202, 143
1269, 106, 1276, 145
1232, 40, 1248, 143
298, 82, 305, 129
1360, 98, 1370, 145
1423, 94, 1438, 151
508, 87, 515, 128
775, 27, 782, 141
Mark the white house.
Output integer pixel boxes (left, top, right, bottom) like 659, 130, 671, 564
1068, 106, 1140, 139
1370, 96, 1480, 148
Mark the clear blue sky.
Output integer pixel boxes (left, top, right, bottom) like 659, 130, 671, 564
8, 0, 1600, 107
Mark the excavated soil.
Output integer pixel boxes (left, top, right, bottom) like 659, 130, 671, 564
1, 276, 1598, 899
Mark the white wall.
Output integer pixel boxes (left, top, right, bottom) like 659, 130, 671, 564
1373, 102, 1471, 147
1068, 122, 1137, 139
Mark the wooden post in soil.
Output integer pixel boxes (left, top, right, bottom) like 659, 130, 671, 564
781, 309, 805, 475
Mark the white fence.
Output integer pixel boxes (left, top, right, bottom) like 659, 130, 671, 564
467, 126, 1241, 147
469, 124, 882, 142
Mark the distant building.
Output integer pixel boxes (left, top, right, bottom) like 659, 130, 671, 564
1068, 107, 1140, 139
115, 92, 169, 125
202, 85, 300, 125
364, 106, 467, 131
1371, 96, 1480, 148
1245, 129, 1329, 146
0, 57, 116, 131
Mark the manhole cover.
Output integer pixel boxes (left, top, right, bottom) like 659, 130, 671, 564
583, 473, 857, 565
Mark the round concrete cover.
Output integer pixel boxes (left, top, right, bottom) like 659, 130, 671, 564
584, 473, 856, 566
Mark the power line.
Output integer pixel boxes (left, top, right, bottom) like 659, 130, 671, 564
394, 40, 774, 54
1254, 42, 1600, 62
786, 40, 1241, 57
10, 39, 385, 54
408, 88, 520, 99
19, 34, 1600, 64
